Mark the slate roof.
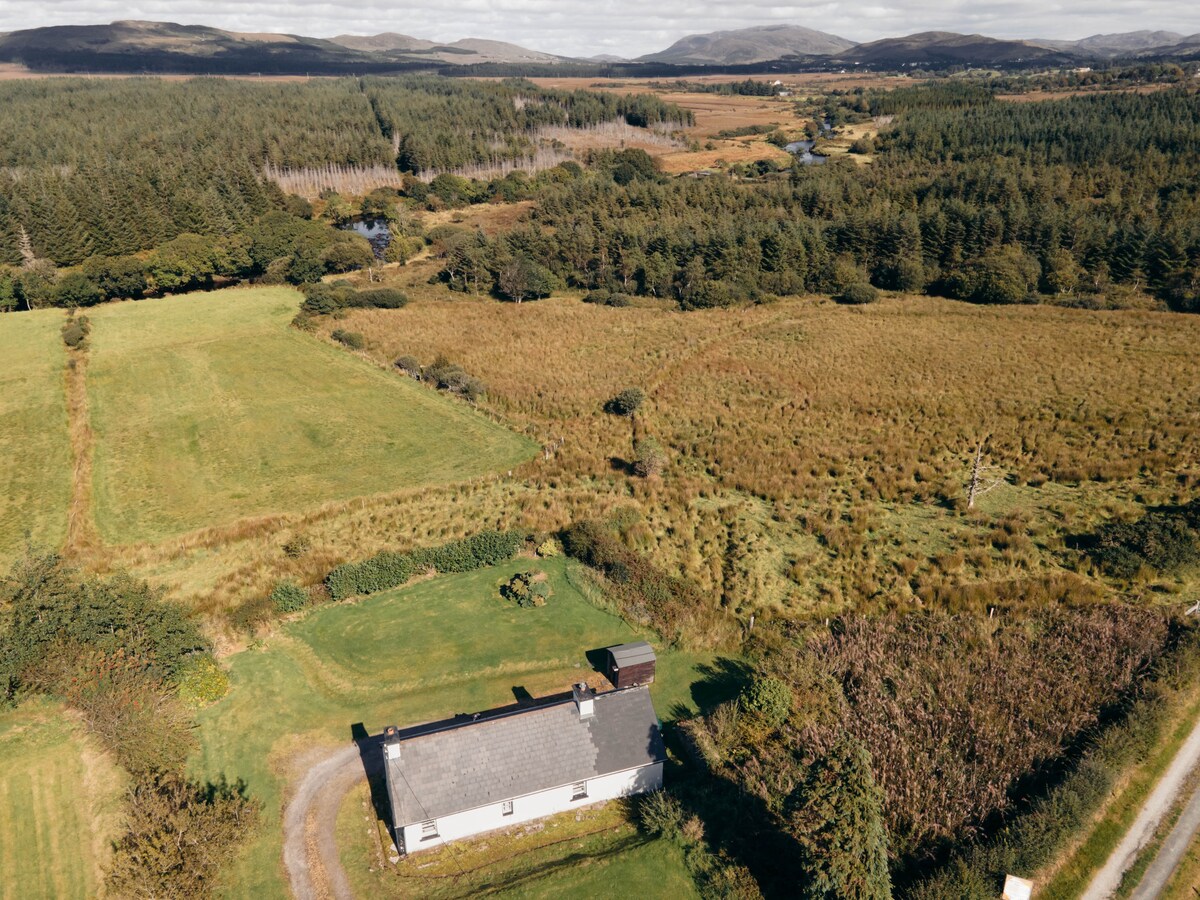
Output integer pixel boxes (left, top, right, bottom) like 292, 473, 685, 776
608, 641, 657, 667
384, 685, 666, 826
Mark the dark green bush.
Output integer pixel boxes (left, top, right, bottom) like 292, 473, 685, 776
331, 329, 365, 350
354, 288, 408, 309
269, 581, 309, 614
836, 283, 880, 305
604, 387, 646, 417
741, 676, 793, 727
325, 530, 527, 600
1090, 510, 1200, 577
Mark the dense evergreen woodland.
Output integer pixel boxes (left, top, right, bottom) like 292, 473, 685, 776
1, 75, 1197, 314
0, 75, 689, 307
447, 85, 1199, 312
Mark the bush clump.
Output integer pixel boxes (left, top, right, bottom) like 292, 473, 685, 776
269, 580, 309, 614
835, 283, 880, 305
582, 289, 632, 307
326, 530, 527, 601
176, 654, 230, 708
741, 676, 793, 728
500, 570, 551, 608
61, 314, 92, 349
331, 329, 365, 350
1089, 506, 1200, 578
604, 387, 646, 417
299, 282, 408, 316
638, 789, 685, 838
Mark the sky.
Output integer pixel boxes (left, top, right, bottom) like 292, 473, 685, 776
0, 1, 1197, 58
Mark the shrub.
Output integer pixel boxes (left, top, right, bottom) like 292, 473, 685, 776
836, 283, 880, 305
394, 355, 422, 378
176, 654, 230, 708
326, 530, 527, 600
638, 789, 685, 838
741, 676, 793, 728
604, 387, 646, 417
536, 538, 560, 558
1090, 510, 1200, 578
500, 570, 551, 608
633, 436, 667, 478
331, 329, 364, 350
351, 287, 408, 309
270, 580, 309, 614
107, 773, 260, 898
281, 535, 312, 558
61, 321, 87, 348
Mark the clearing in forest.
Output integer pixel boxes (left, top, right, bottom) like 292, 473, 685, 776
191, 556, 721, 898
0, 309, 72, 564
84, 287, 536, 545
0, 699, 126, 900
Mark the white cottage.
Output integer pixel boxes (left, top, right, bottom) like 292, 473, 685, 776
381, 683, 666, 853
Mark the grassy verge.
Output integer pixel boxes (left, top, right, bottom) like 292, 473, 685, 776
0, 697, 126, 900
337, 785, 698, 899
0, 309, 72, 564
1037, 682, 1200, 898
192, 556, 722, 898
85, 287, 535, 544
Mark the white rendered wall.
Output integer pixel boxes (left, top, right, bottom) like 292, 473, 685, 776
401, 762, 663, 853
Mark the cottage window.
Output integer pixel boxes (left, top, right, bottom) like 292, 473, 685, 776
571, 781, 588, 801
420, 820, 438, 839
502, 799, 514, 816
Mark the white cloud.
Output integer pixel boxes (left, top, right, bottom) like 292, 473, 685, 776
1, 0, 1197, 57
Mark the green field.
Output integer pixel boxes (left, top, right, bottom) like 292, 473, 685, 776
0, 699, 126, 900
0, 310, 72, 564
85, 287, 536, 544
193, 556, 720, 898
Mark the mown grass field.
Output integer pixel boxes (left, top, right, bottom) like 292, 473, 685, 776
84, 287, 536, 545
192, 556, 722, 898
0, 699, 126, 900
0, 309, 72, 565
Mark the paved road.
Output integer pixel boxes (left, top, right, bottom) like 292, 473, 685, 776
282, 739, 382, 900
1082, 715, 1200, 899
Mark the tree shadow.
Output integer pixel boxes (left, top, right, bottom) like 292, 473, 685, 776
667, 657, 753, 723
608, 456, 634, 475
350, 722, 391, 833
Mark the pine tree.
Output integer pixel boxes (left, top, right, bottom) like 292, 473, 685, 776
786, 737, 892, 900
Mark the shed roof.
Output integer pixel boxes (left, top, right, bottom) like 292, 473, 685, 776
607, 641, 657, 667
384, 686, 665, 826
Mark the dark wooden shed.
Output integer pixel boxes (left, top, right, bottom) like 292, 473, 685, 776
605, 642, 657, 690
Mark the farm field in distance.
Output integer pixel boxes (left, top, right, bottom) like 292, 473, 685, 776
84, 287, 536, 545
191, 555, 723, 898
0, 309, 71, 566
0, 699, 126, 900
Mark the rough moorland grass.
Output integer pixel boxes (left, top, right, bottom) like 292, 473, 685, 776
0, 309, 71, 564
84, 287, 536, 545
192, 557, 717, 899
0, 698, 126, 900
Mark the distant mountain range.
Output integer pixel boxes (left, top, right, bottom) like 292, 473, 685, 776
0, 19, 1198, 75
638, 25, 855, 65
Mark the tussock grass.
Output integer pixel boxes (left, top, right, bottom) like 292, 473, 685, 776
0, 309, 72, 564
83, 287, 536, 545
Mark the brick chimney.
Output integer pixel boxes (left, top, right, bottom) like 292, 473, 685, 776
572, 683, 595, 719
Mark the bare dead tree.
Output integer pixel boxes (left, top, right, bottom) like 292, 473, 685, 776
966, 440, 1006, 510
16, 225, 36, 269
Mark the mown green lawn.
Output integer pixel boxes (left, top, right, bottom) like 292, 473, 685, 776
85, 287, 536, 544
0, 698, 126, 900
193, 557, 721, 899
0, 310, 71, 565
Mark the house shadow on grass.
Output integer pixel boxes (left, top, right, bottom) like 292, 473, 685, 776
351, 722, 392, 834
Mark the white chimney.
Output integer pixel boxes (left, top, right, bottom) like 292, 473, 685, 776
572, 683, 595, 719
383, 725, 401, 761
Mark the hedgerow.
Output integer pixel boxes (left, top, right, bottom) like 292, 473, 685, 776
325, 529, 527, 600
